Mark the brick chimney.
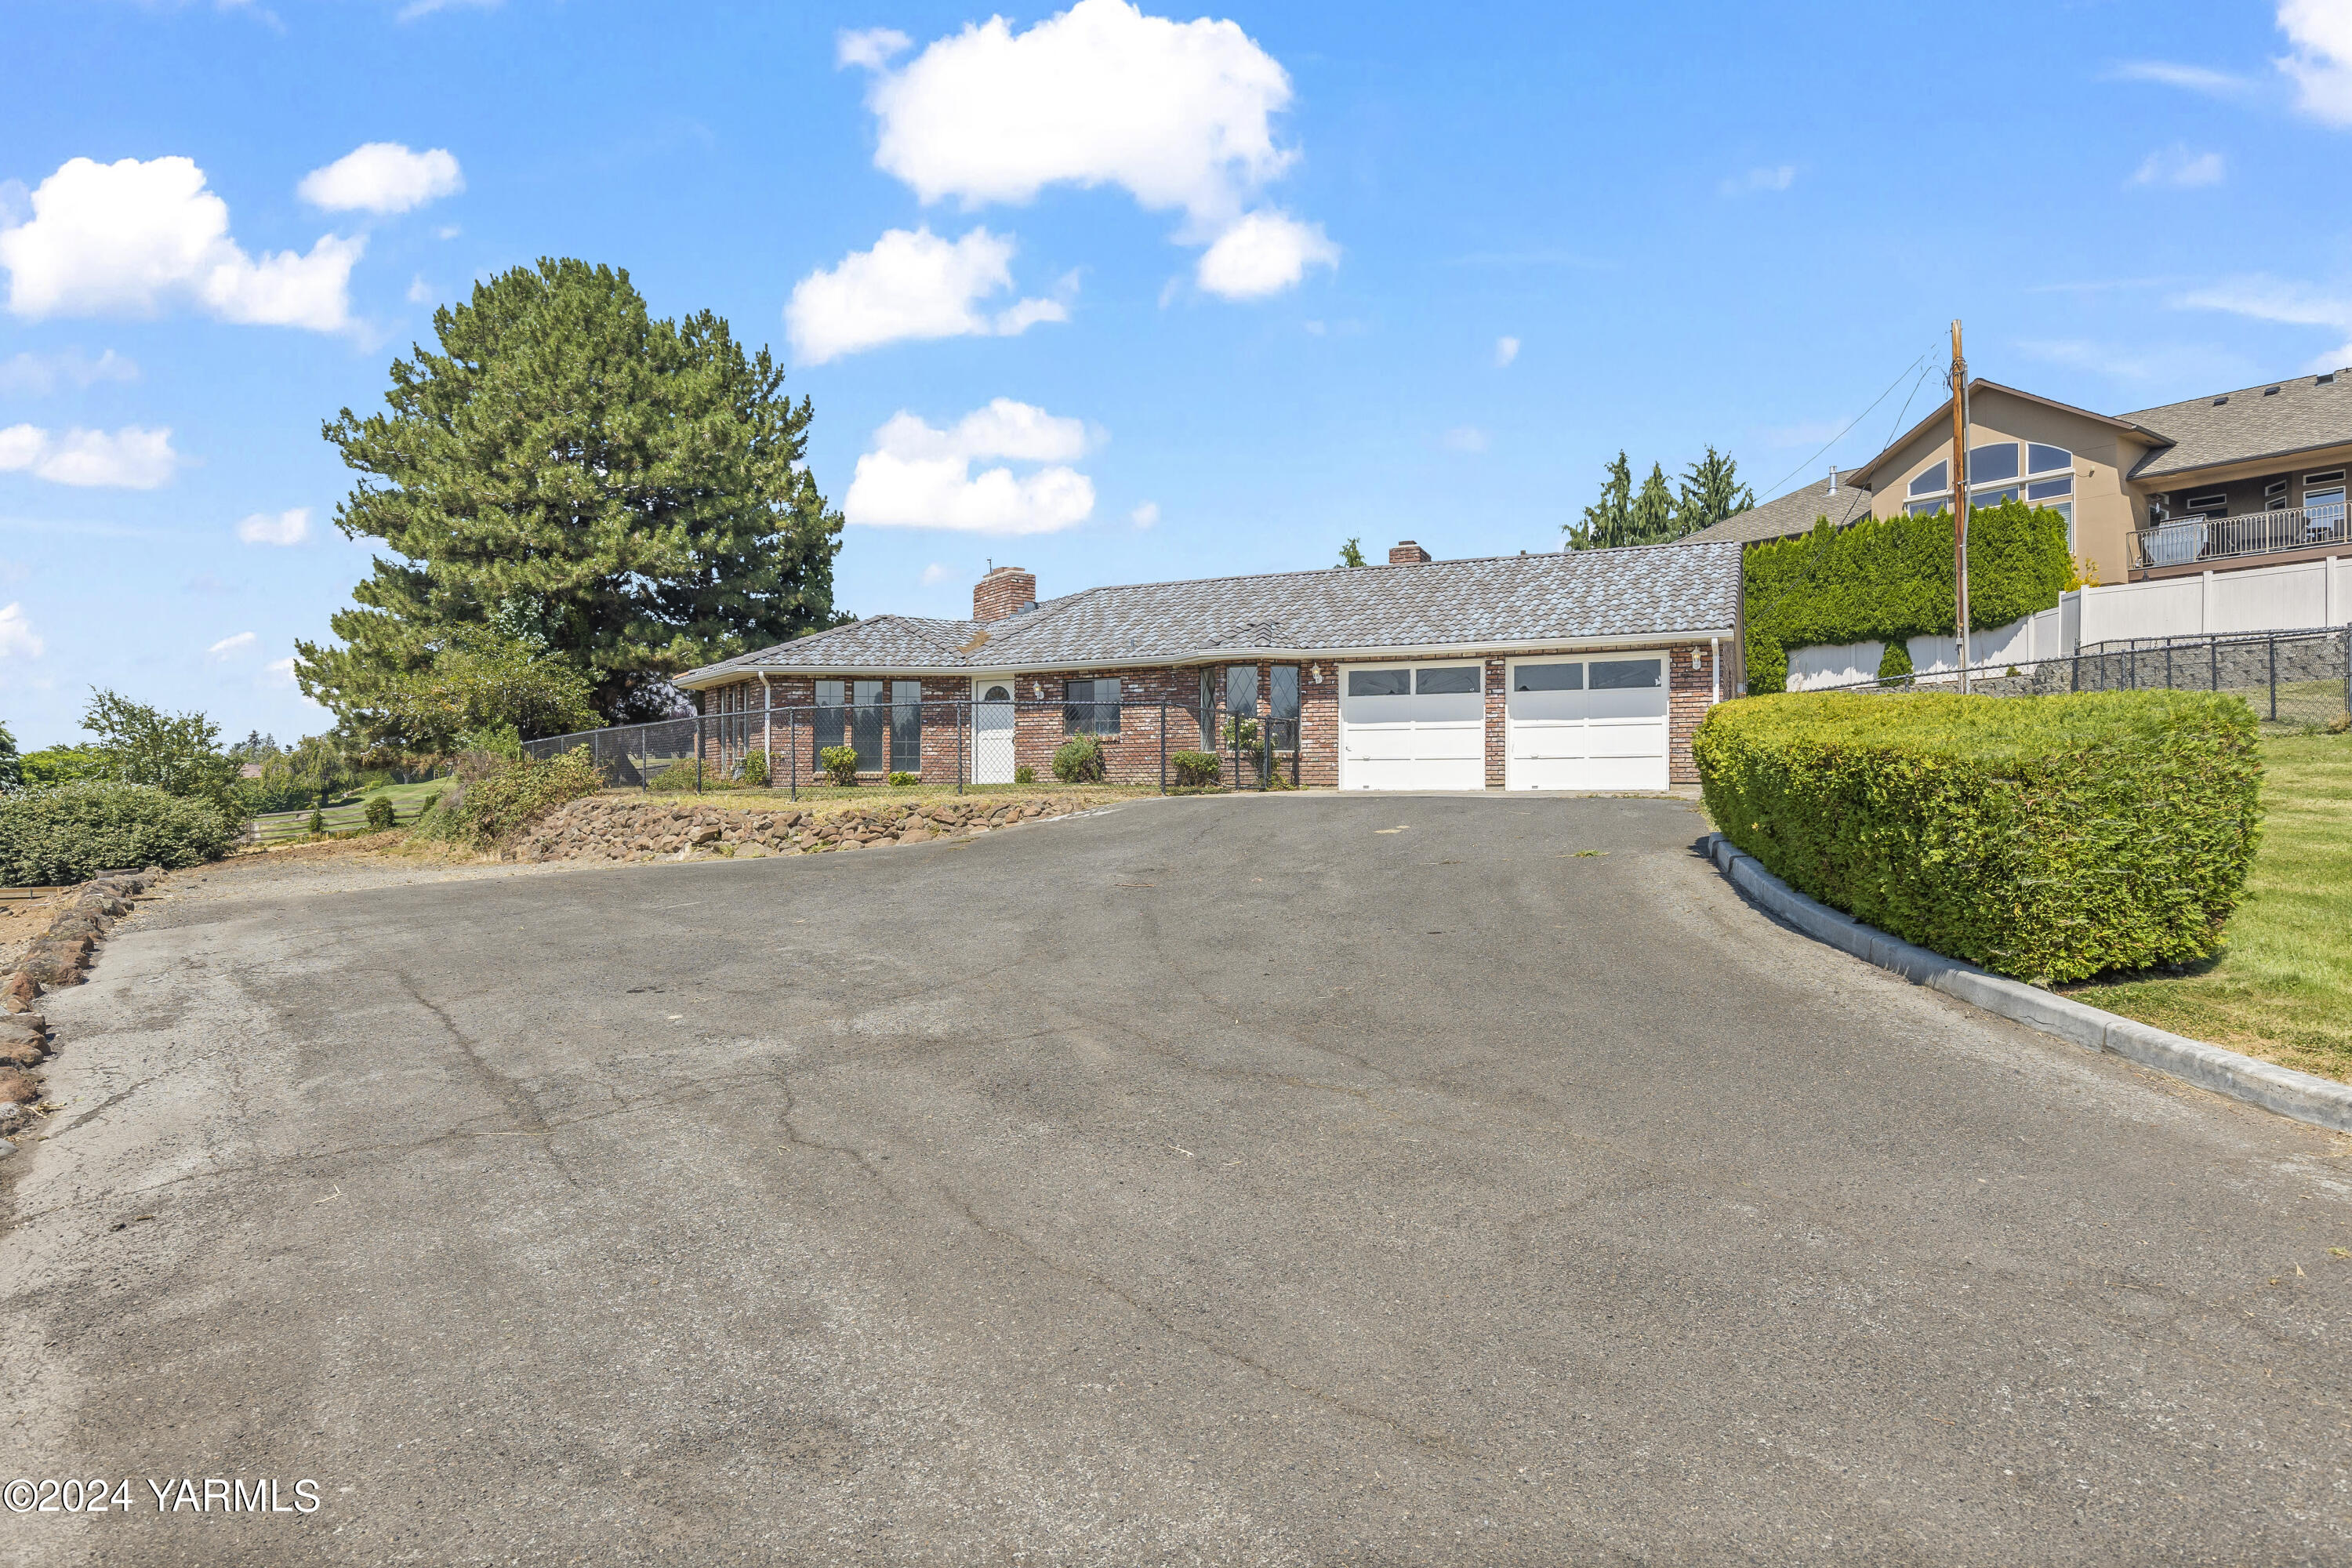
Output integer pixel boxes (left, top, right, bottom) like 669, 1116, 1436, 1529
973, 565, 1038, 623
1388, 540, 1432, 564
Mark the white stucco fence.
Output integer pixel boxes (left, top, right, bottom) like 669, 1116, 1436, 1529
1784, 554, 2350, 689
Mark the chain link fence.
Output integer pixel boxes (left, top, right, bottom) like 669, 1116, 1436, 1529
521, 693, 1307, 797
1814, 624, 2351, 730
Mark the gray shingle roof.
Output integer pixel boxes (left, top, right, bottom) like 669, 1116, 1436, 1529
1679, 469, 1871, 545
2122, 370, 2352, 482
679, 543, 1741, 684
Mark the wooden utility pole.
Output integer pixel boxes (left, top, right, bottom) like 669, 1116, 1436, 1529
1949, 320, 1972, 693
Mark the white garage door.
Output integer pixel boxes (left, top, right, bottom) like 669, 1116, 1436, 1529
1506, 655, 1669, 791
1339, 662, 1486, 790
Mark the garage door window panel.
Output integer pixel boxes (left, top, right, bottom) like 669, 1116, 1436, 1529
1348, 669, 1410, 697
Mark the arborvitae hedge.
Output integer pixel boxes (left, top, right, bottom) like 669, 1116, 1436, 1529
0, 782, 240, 885
1744, 500, 2072, 693
1695, 690, 2261, 982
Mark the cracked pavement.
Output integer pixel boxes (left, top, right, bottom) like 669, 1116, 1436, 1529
4, 793, 2350, 1564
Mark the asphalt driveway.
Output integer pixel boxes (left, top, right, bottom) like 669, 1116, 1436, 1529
5, 794, 2349, 1565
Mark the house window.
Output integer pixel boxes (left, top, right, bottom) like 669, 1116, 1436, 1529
1907, 460, 1947, 499
2027, 444, 2071, 476
2305, 472, 2347, 528
2183, 491, 2228, 517
851, 679, 885, 771
1063, 677, 1120, 736
814, 680, 846, 751
1225, 664, 1259, 718
1197, 669, 1216, 746
1269, 665, 1299, 750
1968, 441, 2020, 486
891, 680, 922, 773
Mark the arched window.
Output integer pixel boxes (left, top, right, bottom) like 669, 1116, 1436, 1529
1900, 442, 2075, 544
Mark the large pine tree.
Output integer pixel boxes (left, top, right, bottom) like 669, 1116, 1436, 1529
296, 260, 844, 726
1673, 445, 1755, 535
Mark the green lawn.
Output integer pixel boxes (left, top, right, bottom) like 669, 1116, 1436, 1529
2065, 731, 2352, 1081
249, 778, 449, 841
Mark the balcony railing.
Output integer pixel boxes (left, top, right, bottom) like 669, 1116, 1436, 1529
2132, 503, 2349, 570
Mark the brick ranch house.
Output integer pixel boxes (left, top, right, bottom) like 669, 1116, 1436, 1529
673, 539, 1744, 792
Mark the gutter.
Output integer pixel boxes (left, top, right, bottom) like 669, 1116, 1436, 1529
672, 626, 1745, 690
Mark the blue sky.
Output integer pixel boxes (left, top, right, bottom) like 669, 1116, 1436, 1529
3, 0, 2350, 747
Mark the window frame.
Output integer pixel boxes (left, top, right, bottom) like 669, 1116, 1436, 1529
890, 679, 923, 774
814, 679, 847, 752
850, 679, 886, 773
1063, 677, 1121, 737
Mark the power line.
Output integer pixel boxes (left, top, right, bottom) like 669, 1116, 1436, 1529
1760, 349, 1934, 500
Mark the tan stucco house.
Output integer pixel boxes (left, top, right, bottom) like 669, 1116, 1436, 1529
1687, 370, 2352, 587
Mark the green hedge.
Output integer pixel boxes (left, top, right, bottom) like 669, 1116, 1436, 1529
1744, 499, 2071, 693
0, 782, 241, 885
1696, 690, 2261, 982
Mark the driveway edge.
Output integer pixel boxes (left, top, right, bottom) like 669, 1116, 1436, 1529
1699, 832, 2352, 1134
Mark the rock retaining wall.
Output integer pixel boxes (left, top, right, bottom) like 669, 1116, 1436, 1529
0, 867, 161, 1145
506, 793, 1118, 864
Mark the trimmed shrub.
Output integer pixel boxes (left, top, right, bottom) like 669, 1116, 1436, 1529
650, 759, 736, 792
820, 746, 859, 786
307, 808, 328, 835
1876, 641, 1913, 681
1696, 690, 2262, 982
1014, 764, 1036, 785
1053, 732, 1105, 783
1744, 499, 2072, 693
741, 750, 768, 788
364, 796, 397, 831
411, 747, 602, 848
1171, 750, 1219, 787
0, 782, 238, 885
887, 771, 918, 786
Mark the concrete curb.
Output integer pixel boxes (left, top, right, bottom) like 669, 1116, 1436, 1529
1700, 833, 2352, 1134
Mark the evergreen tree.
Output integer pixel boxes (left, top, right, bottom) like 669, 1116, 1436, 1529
1673, 445, 1755, 536
296, 259, 844, 728
0, 720, 17, 790
1336, 536, 1367, 568
1628, 462, 1676, 543
1564, 452, 1635, 550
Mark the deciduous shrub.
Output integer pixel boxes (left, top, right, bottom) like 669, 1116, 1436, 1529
1014, 764, 1036, 785
887, 771, 917, 786
1053, 733, 1105, 783
1696, 690, 2261, 982
651, 759, 736, 791
821, 746, 859, 786
365, 796, 397, 831
1171, 750, 1219, 787
1744, 499, 2072, 693
411, 747, 602, 848
741, 750, 768, 788
0, 782, 238, 885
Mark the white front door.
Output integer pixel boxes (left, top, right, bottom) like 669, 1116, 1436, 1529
1337, 662, 1486, 789
973, 681, 1015, 783
1505, 655, 1669, 791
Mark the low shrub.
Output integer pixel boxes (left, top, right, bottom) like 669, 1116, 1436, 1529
1696, 689, 2262, 982
0, 782, 239, 885
307, 808, 328, 835
821, 746, 859, 787
741, 750, 768, 788
1171, 750, 1219, 786
364, 796, 397, 831
1876, 641, 1913, 681
649, 759, 735, 792
1014, 764, 1036, 785
888, 771, 918, 786
410, 747, 602, 848
1053, 732, 1105, 784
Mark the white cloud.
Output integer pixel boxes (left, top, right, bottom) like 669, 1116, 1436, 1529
1194, 209, 1337, 299
837, 27, 911, 69
786, 227, 1068, 364
0, 347, 137, 397
851, 0, 1330, 297
206, 630, 256, 660
262, 656, 296, 688
1493, 335, 1520, 368
2107, 60, 2252, 96
1442, 426, 1490, 454
2278, 0, 2352, 125
0, 602, 41, 659
2173, 274, 2352, 367
1130, 500, 1159, 530
0, 424, 178, 488
407, 274, 434, 305
2131, 144, 2227, 187
297, 143, 463, 214
0, 156, 361, 332
434, 224, 461, 241
844, 398, 1097, 535
920, 561, 951, 585
236, 506, 312, 546
1720, 165, 1796, 196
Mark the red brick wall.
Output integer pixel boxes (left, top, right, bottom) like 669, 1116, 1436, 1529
703, 637, 1729, 792
973, 568, 1036, 623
